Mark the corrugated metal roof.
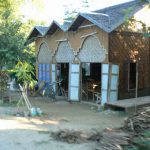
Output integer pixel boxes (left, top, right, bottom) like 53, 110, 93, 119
69, 0, 148, 32
26, 0, 149, 44
45, 20, 72, 35
35, 26, 49, 35
25, 26, 48, 45
60, 21, 72, 31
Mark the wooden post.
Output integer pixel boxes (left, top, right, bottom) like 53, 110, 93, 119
135, 62, 138, 98
135, 62, 138, 113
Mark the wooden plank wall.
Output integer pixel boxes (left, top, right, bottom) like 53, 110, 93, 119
109, 31, 150, 99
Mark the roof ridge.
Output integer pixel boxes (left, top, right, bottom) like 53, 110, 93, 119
93, 0, 141, 13
35, 25, 48, 28
82, 12, 109, 17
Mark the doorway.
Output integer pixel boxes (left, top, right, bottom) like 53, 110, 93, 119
129, 62, 136, 90
81, 63, 101, 102
56, 63, 69, 97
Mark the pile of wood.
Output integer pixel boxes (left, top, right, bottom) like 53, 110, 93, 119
96, 129, 132, 150
51, 129, 102, 144
51, 130, 88, 144
51, 107, 150, 149
124, 106, 150, 133
51, 128, 131, 149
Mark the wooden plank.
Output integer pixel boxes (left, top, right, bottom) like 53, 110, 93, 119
106, 96, 150, 110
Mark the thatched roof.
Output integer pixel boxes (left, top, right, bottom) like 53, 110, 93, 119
68, 0, 148, 32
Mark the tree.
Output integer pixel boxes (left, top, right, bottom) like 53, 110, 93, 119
0, 0, 38, 70
64, 0, 89, 22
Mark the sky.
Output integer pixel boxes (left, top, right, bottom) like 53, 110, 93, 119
21, 0, 132, 25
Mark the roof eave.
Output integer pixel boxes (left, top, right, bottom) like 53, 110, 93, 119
25, 27, 42, 45
68, 13, 86, 31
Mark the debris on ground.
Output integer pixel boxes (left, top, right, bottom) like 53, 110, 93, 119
51, 128, 131, 149
96, 129, 132, 150
51, 106, 150, 150
51, 129, 91, 144
124, 106, 150, 133
122, 106, 150, 150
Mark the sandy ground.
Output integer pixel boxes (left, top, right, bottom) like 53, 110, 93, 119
0, 97, 127, 150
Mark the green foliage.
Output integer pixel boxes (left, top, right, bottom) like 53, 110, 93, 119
64, 0, 89, 21
140, 0, 149, 3
14, 61, 36, 88
0, 71, 9, 91
123, 146, 139, 150
124, 130, 150, 150
0, 0, 38, 70
123, 130, 150, 150
17, 98, 25, 107
133, 137, 150, 150
142, 130, 150, 137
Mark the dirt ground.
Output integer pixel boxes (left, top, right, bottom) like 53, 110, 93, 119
0, 97, 127, 150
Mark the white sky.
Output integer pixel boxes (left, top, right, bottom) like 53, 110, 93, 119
21, 0, 132, 25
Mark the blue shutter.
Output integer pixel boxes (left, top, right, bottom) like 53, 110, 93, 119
42, 64, 46, 81
38, 63, 51, 83
46, 64, 50, 83
38, 64, 42, 81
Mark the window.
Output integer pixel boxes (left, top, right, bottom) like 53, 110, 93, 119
129, 62, 137, 90
125, 62, 137, 90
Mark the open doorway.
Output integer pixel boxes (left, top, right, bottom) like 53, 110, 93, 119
81, 63, 101, 102
129, 62, 136, 90
57, 63, 69, 97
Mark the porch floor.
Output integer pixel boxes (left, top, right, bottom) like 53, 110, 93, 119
106, 96, 150, 113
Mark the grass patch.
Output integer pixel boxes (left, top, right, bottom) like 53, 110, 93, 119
0, 100, 18, 107
38, 130, 50, 134
15, 142, 21, 145
34, 140, 49, 145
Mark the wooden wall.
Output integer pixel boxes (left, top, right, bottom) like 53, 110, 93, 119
109, 31, 150, 99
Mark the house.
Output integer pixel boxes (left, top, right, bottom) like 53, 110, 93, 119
26, 0, 150, 105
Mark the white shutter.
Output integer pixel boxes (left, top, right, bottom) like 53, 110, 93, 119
69, 64, 80, 101
101, 64, 109, 105
108, 64, 119, 102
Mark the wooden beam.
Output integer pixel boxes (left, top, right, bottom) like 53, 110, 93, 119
56, 39, 68, 42
79, 24, 95, 29
80, 32, 97, 38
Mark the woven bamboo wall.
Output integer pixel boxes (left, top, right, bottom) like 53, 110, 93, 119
35, 21, 109, 63
38, 43, 52, 63
109, 31, 150, 99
